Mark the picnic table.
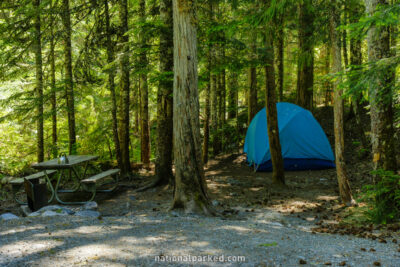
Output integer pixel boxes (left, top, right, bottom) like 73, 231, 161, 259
29, 155, 119, 205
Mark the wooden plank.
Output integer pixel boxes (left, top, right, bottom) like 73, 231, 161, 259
10, 170, 57, 185
10, 178, 24, 185
32, 155, 99, 170
81, 169, 120, 184
24, 170, 57, 180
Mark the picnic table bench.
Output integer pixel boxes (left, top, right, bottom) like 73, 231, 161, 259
81, 169, 120, 201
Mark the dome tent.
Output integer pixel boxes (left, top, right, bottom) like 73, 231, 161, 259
244, 102, 335, 171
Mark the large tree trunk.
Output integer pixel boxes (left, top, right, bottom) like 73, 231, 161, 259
49, 2, 57, 159
330, 0, 354, 205
217, 50, 225, 152
324, 43, 333, 107
171, 0, 212, 215
366, 0, 397, 173
209, 1, 220, 156
349, 1, 368, 152
155, 0, 174, 184
118, 0, 131, 177
221, 46, 226, 126
33, 0, 44, 162
296, 0, 314, 111
248, 32, 258, 124
139, 0, 150, 165
104, 0, 122, 168
227, 72, 238, 119
202, 52, 211, 164
61, 0, 76, 155
342, 6, 349, 68
276, 15, 284, 102
265, 29, 285, 185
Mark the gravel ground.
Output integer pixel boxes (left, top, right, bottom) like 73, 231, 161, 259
1, 208, 399, 267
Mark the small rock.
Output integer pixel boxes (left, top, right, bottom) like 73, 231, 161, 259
299, 259, 307, 264
339, 261, 346, 266
324, 262, 331, 266
373, 262, 381, 266
0, 213, 19, 221
35, 205, 75, 215
20, 205, 33, 217
83, 201, 98, 210
42, 210, 66, 217
211, 200, 219, 206
170, 211, 180, 217
74, 210, 101, 218
360, 248, 366, 251
370, 248, 376, 252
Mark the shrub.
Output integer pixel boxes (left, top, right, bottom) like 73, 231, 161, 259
360, 169, 400, 224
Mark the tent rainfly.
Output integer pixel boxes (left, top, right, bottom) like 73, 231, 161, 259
244, 102, 336, 171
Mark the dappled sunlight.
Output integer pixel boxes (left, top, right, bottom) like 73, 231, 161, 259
0, 240, 60, 259
0, 225, 44, 236
316, 195, 338, 201
63, 243, 132, 260
218, 225, 253, 233
189, 240, 210, 247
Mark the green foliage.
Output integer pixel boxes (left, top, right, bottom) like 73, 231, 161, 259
359, 170, 400, 224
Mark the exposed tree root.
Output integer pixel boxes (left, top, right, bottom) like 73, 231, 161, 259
135, 176, 170, 192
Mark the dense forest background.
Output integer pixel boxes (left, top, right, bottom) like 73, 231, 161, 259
0, 0, 399, 214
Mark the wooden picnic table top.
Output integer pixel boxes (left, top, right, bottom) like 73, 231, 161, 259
32, 155, 99, 170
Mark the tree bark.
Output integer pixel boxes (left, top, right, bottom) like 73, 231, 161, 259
296, 0, 314, 111
155, 0, 174, 184
171, 0, 212, 215
33, 0, 44, 162
118, 0, 131, 176
265, 29, 285, 185
366, 0, 397, 172
104, 0, 122, 168
61, 0, 76, 155
209, 0, 220, 156
202, 51, 211, 164
139, 0, 150, 165
349, 1, 368, 151
276, 14, 284, 102
248, 32, 258, 124
324, 43, 333, 106
330, 0, 354, 205
227, 72, 238, 119
49, 1, 57, 159
342, 6, 349, 68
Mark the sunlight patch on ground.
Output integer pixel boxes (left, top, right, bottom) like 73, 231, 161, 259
72, 225, 103, 234
0, 225, 43, 236
249, 187, 262, 192
316, 195, 338, 201
219, 225, 252, 233
189, 240, 210, 247
0, 240, 59, 258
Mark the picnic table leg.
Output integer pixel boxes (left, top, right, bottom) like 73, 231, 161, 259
82, 161, 90, 178
95, 173, 119, 193
55, 168, 80, 193
53, 169, 96, 205
43, 170, 55, 203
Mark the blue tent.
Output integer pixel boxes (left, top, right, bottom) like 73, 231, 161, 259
244, 102, 335, 171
